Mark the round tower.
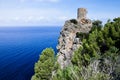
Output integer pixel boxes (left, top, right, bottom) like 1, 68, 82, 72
77, 8, 87, 20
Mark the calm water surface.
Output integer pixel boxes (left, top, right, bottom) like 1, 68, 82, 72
0, 27, 61, 80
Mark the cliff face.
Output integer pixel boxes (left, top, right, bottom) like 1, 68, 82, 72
57, 8, 92, 69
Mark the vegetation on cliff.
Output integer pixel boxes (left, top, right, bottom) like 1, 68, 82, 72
32, 17, 120, 80
31, 48, 55, 80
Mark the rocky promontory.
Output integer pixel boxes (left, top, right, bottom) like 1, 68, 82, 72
57, 8, 92, 69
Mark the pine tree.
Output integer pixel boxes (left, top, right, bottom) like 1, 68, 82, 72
32, 48, 55, 80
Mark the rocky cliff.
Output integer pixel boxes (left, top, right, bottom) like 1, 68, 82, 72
57, 8, 92, 69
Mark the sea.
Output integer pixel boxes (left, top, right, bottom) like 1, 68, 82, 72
0, 27, 61, 80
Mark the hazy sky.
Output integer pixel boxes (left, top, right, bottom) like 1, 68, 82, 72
0, 0, 119, 26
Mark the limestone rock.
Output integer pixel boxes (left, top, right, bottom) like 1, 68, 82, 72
57, 8, 92, 69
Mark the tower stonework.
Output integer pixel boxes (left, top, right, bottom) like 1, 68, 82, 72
77, 8, 87, 21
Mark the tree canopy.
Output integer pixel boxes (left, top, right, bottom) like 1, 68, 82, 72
32, 48, 55, 80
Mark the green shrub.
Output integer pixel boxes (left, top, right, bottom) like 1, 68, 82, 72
31, 48, 55, 80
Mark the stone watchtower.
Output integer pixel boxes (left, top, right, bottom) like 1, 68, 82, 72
77, 8, 92, 25
77, 8, 87, 22
57, 8, 92, 69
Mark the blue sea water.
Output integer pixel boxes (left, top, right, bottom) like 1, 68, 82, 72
0, 27, 61, 80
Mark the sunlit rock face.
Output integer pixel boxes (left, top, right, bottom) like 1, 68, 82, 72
57, 8, 92, 69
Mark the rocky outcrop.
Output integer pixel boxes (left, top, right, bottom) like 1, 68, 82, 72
57, 8, 92, 69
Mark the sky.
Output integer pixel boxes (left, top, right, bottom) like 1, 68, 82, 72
0, 0, 119, 27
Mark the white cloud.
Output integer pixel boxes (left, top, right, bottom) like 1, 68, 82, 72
14, 17, 20, 21
0, 8, 72, 26
58, 16, 68, 21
